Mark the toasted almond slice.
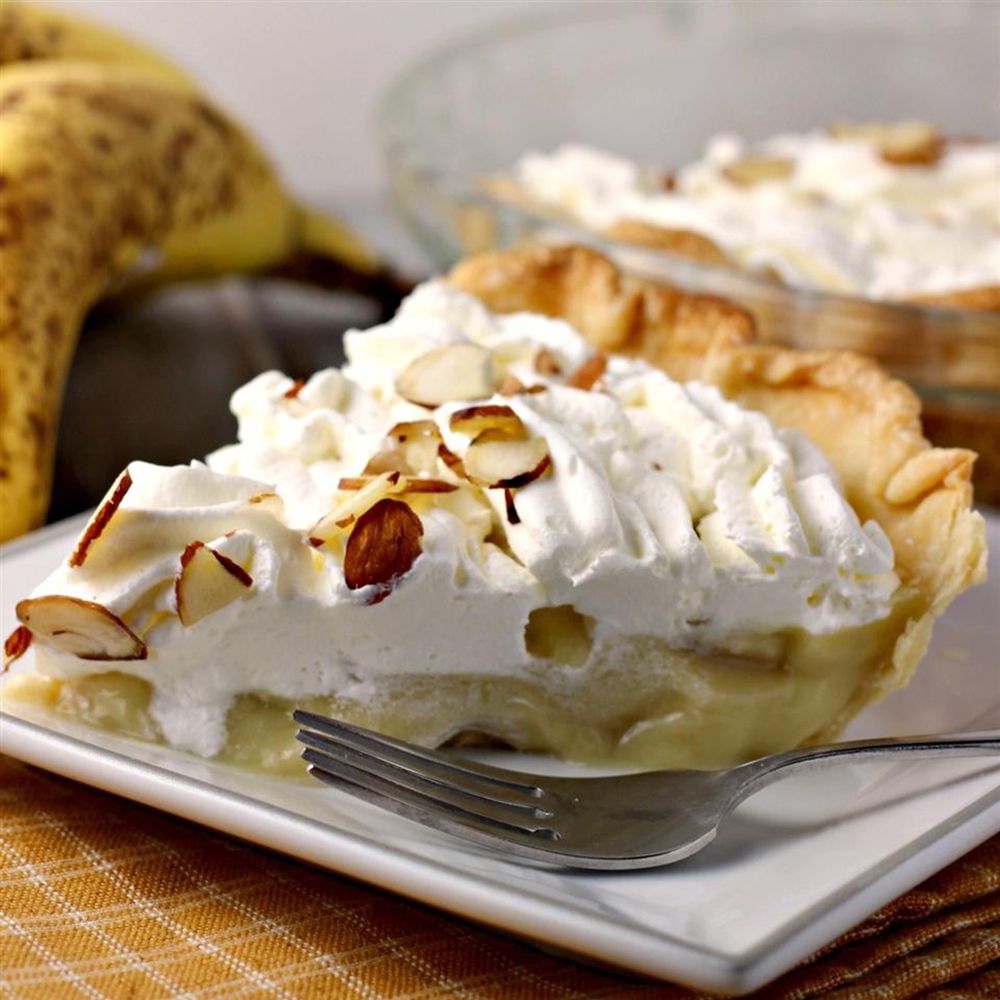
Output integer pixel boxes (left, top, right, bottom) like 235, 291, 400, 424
387, 420, 441, 442
175, 541, 253, 627
534, 347, 563, 376
338, 473, 406, 491
438, 441, 466, 475
15, 596, 147, 661
503, 488, 521, 525
343, 498, 423, 603
68, 469, 133, 568
311, 471, 404, 544
364, 421, 445, 476
449, 404, 526, 439
464, 431, 552, 489
3, 625, 32, 672
362, 447, 408, 476
284, 378, 306, 400
339, 475, 456, 495
498, 374, 526, 397
830, 120, 943, 166
399, 478, 458, 494
567, 353, 608, 391
395, 343, 496, 408
723, 156, 794, 186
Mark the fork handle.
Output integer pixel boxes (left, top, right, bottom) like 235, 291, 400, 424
731, 730, 1000, 801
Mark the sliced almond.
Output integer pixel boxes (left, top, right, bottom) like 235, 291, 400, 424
3, 625, 32, 672
503, 488, 521, 525
449, 404, 526, 439
464, 431, 551, 489
723, 156, 794, 186
363, 420, 444, 476
361, 448, 407, 476
68, 469, 133, 568
395, 343, 496, 408
566, 353, 608, 391
830, 120, 943, 166
438, 441, 466, 475
399, 478, 458, 494
339, 475, 456, 495
387, 420, 440, 442
15, 595, 147, 661
498, 374, 526, 397
175, 541, 253, 627
310, 471, 404, 545
534, 347, 563, 376
343, 498, 423, 603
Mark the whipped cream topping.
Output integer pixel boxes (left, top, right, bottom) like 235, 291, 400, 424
514, 134, 1000, 299
24, 282, 898, 757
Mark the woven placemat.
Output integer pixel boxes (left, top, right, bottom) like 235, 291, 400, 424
1, 753, 997, 999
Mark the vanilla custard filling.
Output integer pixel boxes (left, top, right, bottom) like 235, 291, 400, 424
513, 135, 1000, 299
8, 282, 902, 770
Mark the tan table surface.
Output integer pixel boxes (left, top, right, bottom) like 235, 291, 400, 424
1, 752, 998, 1000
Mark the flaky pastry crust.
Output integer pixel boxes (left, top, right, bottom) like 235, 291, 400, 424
448, 245, 988, 741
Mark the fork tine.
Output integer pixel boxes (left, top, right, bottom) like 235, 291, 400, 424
302, 749, 560, 850
298, 737, 554, 828
293, 709, 544, 801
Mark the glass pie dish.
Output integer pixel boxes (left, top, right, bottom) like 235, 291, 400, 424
377, 1, 1000, 502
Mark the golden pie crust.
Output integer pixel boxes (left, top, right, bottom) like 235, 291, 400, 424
448, 244, 988, 741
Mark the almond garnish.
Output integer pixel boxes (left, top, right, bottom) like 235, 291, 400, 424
175, 541, 253, 627
364, 421, 446, 476
723, 156, 794, 186
566, 353, 608, 391
503, 488, 521, 525
449, 404, 526, 439
830, 120, 944, 166
3, 625, 32, 672
438, 441, 465, 475
395, 343, 496, 408
68, 469, 132, 568
343, 498, 423, 604
310, 471, 404, 545
338, 476, 456, 494
15, 595, 147, 661
498, 374, 526, 396
534, 347, 563, 376
464, 431, 551, 489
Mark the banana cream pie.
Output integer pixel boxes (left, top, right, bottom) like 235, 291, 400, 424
4, 247, 987, 773
499, 125, 1000, 308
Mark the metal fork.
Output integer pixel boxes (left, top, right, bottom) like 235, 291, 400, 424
293, 710, 1000, 870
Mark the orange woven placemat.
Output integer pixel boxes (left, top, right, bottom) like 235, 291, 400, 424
1, 752, 997, 999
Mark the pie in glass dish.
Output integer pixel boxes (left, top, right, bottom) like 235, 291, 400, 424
493, 123, 1000, 309
4, 246, 987, 774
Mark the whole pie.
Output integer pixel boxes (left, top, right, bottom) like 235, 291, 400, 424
4, 246, 987, 773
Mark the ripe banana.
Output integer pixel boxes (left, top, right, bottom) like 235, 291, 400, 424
0, 59, 378, 541
0, 0, 194, 86
0, 2, 393, 542
0, 0, 380, 280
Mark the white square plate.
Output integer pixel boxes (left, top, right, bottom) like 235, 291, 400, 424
2, 513, 998, 995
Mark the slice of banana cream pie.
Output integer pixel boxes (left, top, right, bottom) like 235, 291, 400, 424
4, 247, 987, 773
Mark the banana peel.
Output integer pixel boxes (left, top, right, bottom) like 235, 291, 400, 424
0, 0, 195, 86
0, 3, 399, 542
